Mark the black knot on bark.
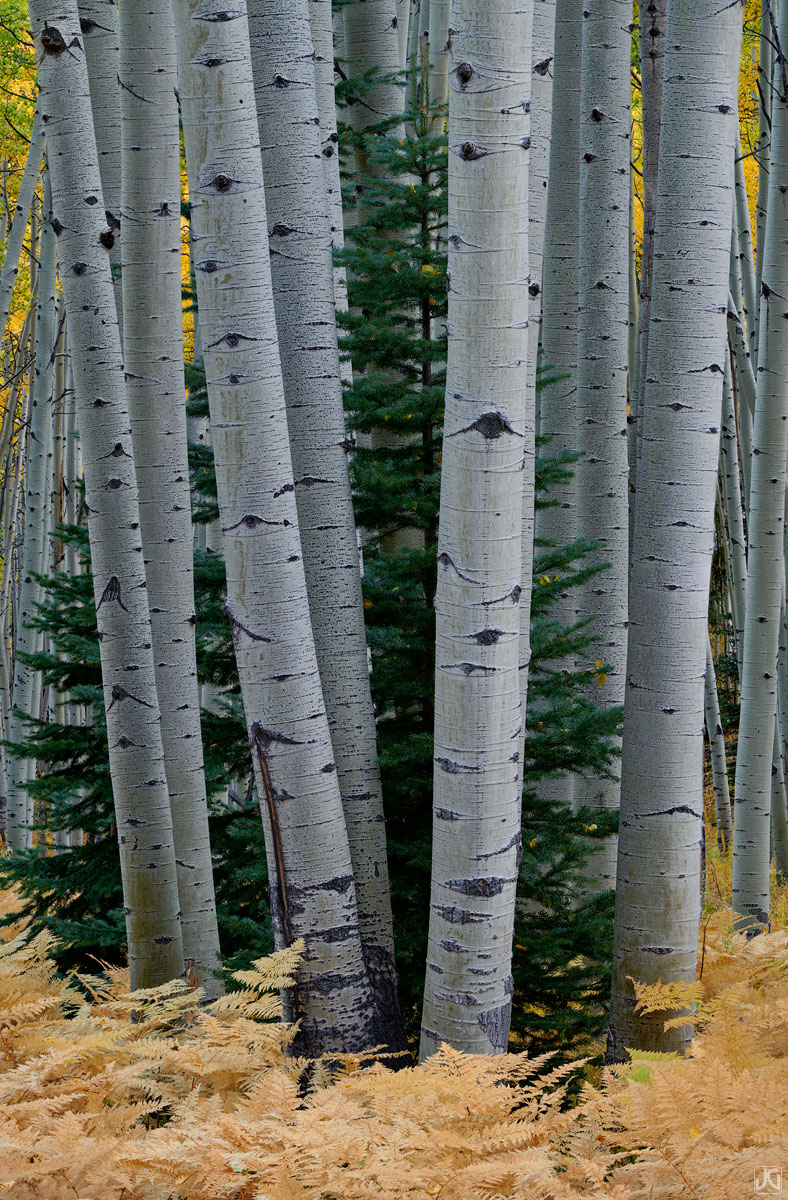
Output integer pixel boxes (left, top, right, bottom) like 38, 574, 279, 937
472, 411, 514, 439
199, 259, 218, 272
456, 61, 474, 85
72, 262, 88, 275
528, 282, 540, 297
273, 74, 289, 88
225, 332, 240, 347
591, 107, 603, 122
50, 217, 64, 236
41, 24, 67, 55
211, 173, 233, 192
79, 17, 97, 33
85, 195, 98, 205
459, 141, 481, 161
99, 229, 115, 249
520, 136, 531, 150
323, 144, 334, 157
718, 104, 731, 113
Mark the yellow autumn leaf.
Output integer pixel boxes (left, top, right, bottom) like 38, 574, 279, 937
597, 673, 608, 686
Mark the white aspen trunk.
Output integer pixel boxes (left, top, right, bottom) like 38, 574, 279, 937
343, 0, 403, 153
727, 293, 755, 509
6, 182, 56, 851
420, 0, 530, 1059
29, 0, 185, 989
308, 0, 351, 349
0, 109, 42, 339
172, 0, 383, 1056
606, 0, 742, 1061
633, 0, 666, 487
396, 0, 411, 69
533, 0, 581, 810
735, 128, 757, 342
753, 0, 772, 367
574, 0, 631, 887
732, 17, 788, 933
521, 0, 555, 712
76, 0, 122, 321
247, 0, 404, 1048
705, 637, 732, 850
423, 0, 451, 110
119, 0, 222, 994
721, 353, 747, 667
771, 712, 788, 877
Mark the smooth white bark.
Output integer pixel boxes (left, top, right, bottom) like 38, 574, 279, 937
30, 0, 185, 989
119, 0, 222, 993
733, 14, 788, 932
607, 0, 741, 1060
421, 0, 530, 1058
0, 110, 43, 339
574, 0, 631, 884
172, 0, 383, 1055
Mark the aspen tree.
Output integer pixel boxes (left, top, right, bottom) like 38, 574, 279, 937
172, 0, 383, 1055
420, 0, 530, 1059
0, 110, 42, 339
119, 0, 222, 993
521, 0, 554, 709
705, 638, 732, 850
247, 0, 403, 1047
633, 0, 666, 475
29, 0, 185, 989
533, 0, 581, 809
343, 0, 403, 160
732, 9, 788, 934
607, 0, 742, 1061
77, 0, 122, 321
574, 0, 631, 885
6, 190, 55, 851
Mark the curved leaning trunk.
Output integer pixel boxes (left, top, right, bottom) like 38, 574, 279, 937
247, 0, 404, 1049
119, 0, 222, 994
171, 0, 382, 1056
0, 109, 43, 340
6, 189, 56, 851
574, 0, 631, 887
732, 6, 788, 933
420, 0, 530, 1059
607, 0, 742, 1061
29, 0, 185, 990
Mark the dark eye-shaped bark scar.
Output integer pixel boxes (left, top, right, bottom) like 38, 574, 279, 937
205, 331, 258, 349
97, 575, 129, 612
222, 513, 281, 531
452, 141, 491, 161
108, 683, 153, 710
196, 9, 245, 22
204, 172, 238, 194
448, 411, 522, 439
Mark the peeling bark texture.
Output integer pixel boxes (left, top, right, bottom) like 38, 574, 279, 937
6, 180, 55, 851
119, 0, 222, 995
29, 0, 185, 989
606, 0, 742, 1062
533, 0, 581, 809
247, 0, 404, 1050
420, 0, 529, 1059
574, 0, 631, 886
633, 0, 666, 485
705, 637, 732, 851
0, 108, 43, 339
77, 0, 122, 323
733, 5, 788, 935
172, 0, 382, 1056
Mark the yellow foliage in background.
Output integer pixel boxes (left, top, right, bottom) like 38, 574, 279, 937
0, 878, 784, 1199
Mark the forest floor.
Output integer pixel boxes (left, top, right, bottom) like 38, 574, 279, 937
0, 787, 784, 1199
